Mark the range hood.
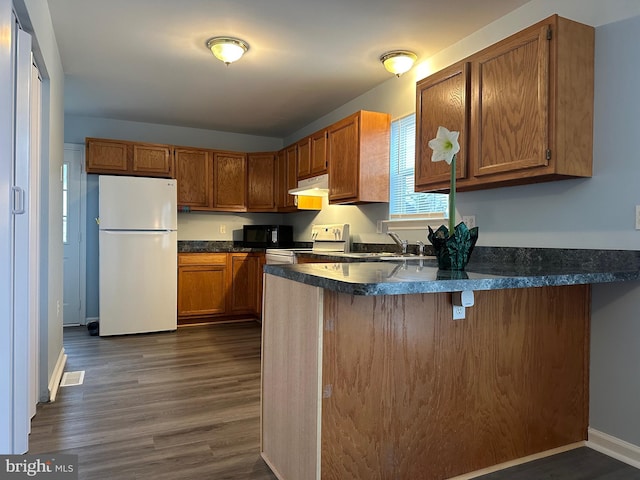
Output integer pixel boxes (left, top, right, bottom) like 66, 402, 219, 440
288, 173, 329, 197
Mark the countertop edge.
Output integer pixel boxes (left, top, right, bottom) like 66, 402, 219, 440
263, 264, 640, 295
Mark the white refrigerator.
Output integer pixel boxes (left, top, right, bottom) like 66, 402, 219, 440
98, 175, 177, 336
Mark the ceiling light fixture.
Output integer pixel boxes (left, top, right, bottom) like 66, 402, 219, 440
207, 36, 249, 65
379, 50, 418, 77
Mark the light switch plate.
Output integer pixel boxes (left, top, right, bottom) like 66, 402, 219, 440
636, 205, 640, 230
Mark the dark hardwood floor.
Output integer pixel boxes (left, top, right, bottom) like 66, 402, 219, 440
474, 447, 640, 480
29, 322, 278, 480
28, 322, 640, 480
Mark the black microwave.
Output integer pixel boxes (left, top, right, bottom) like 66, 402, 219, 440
242, 225, 293, 248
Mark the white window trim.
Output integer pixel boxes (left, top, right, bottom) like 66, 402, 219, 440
380, 215, 449, 233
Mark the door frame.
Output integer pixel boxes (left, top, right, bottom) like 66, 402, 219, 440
29, 59, 41, 421
64, 143, 87, 325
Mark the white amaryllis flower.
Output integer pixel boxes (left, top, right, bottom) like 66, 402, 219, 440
428, 126, 460, 165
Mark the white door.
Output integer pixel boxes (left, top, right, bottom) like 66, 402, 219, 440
63, 144, 86, 325
0, 17, 31, 454
0, 1, 15, 453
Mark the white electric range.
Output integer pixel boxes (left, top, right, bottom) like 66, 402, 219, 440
265, 223, 350, 265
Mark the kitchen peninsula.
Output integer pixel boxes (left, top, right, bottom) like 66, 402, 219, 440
260, 255, 640, 480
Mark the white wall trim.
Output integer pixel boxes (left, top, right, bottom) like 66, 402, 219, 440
47, 347, 66, 402
588, 428, 640, 469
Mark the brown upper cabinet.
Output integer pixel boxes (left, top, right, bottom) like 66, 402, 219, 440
310, 129, 328, 176
296, 136, 311, 179
86, 138, 173, 177
328, 110, 391, 204
213, 151, 247, 211
297, 129, 328, 180
174, 147, 213, 210
415, 15, 594, 193
247, 152, 276, 212
275, 145, 299, 212
415, 62, 470, 189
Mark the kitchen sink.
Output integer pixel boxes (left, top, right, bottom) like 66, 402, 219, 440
336, 252, 398, 258
377, 254, 436, 261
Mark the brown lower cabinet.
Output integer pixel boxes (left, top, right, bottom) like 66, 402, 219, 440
177, 252, 264, 325
262, 276, 590, 480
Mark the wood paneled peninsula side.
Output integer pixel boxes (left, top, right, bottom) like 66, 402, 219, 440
260, 258, 640, 480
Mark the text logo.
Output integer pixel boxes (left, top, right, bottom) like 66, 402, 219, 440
0, 455, 77, 480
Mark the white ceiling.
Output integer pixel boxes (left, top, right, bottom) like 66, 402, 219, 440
47, 0, 530, 138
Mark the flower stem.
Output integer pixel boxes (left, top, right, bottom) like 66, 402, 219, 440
449, 154, 456, 236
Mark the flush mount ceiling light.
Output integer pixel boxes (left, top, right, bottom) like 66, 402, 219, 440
206, 36, 249, 65
379, 50, 418, 77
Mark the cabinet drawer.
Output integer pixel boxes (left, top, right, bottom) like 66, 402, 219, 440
178, 253, 227, 266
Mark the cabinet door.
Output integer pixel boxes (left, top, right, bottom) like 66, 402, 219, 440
473, 24, 550, 177
174, 148, 212, 209
278, 145, 298, 212
284, 145, 298, 209
86, 138, 129, 174
328, 114, 359, 203
310, 129, 328, 176
275, 149, 287, 210
247, 152, 276, 211
229, 253, 260, 315
297, 137, 311, 179
415, 62, 470, 191
275, 149, 296, 212
177, 254, 228, 318
213, 152, 247, 211
132, 143, 172, 177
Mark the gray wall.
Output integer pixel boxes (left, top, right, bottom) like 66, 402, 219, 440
587, 15, 640, 446
64, 0, 640, 448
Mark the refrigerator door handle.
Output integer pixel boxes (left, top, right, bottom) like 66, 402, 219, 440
11, 186, 25, 215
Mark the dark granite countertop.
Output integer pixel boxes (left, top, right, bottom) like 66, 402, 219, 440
264, 249, 640, 296
178, 241, 263, 253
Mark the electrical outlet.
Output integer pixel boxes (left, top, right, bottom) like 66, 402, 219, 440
462, 215, 476, 229
219, 224, 226, 234
376, 220, 384, 234
636, 205, 640, 230
453, 305, 466, 320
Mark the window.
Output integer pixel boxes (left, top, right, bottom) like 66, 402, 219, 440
389, 114, 448, 220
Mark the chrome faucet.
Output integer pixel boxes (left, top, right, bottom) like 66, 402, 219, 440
416, 240, 425, 256
388, 231, 408, 254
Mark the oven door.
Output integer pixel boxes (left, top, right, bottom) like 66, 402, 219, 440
265, 251, 296, 265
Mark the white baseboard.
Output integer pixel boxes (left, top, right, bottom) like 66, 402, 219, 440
48, 347, 67, 402
588, 428, 640, 469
